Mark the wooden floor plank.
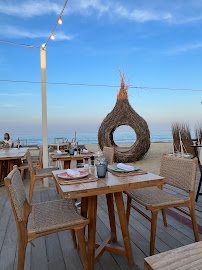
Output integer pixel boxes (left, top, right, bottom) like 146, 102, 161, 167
31, 191, 49, 270
98, 195, 171, 254
0, 197, 12, 252
40, 190, 67, 270
97, 199, 146, 270
0, 213, 17, 270
0, 195, 8, 215
96, 216, 139, 270
0, 185, 201, 270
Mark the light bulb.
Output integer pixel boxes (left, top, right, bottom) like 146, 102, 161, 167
42, 43, 46, 48
50, 33, 55, 40
58, 16, 62, 24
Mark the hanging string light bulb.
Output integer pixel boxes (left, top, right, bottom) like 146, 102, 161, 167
58, 16, 62, 24
44, 0, 69, 46
41, 43, 46, 48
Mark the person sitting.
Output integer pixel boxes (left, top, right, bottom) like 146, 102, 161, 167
3, 133, 12, 147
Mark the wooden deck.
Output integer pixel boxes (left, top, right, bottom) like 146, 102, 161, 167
0, 173, 201, 270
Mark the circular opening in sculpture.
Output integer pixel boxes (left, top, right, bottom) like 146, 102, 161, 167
113, 125, 136, 151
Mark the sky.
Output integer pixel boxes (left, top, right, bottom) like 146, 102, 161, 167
0, 0, 202, 136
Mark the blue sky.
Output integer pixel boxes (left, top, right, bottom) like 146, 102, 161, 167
0, 0, 202, 136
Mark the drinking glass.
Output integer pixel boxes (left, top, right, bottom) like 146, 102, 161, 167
96, 164, 107, 178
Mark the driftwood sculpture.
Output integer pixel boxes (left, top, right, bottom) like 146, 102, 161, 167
98, 72, 150, 162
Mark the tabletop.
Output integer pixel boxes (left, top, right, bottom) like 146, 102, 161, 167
53, 168, 164, 199
144, 241, 202, 270
48, 143, 68, 147
0, 148, 28, 160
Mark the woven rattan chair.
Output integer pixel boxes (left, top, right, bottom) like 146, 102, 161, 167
18, 161, 38, 180
26, 150, 59, 203
103, 146, 115, 165
19, 147, 43, 180
125, 155, 199, 256
4, 166, 89, 270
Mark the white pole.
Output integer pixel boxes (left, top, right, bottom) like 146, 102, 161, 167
40, 48, 49, 187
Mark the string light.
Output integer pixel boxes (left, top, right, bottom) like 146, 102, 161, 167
44, 0, 69, 47
58, 16, 62, 24
0, 79, 202, 92
0, 40, 40, 49
42, 43, 46, 48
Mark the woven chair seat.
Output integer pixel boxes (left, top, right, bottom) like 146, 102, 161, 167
35, 167, 58, 177
31, 200, 85, 234
126, 186, 186, 210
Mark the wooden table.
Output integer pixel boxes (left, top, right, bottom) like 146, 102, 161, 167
48, 143, 70, 151
144, 241, 202, 270
50, 153, 95, 169
0, 148, 28, 186
53, 168, 164, 270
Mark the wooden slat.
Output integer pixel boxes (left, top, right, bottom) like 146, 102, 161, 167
144, 241, 202, 270
53, 168, 164, 199
0, 148, 28, 160
0, 176, 201, 270
0, 213, 17, 269
31, 191, 49, 270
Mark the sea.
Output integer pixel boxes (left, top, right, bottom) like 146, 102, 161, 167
1, 131, 179, 146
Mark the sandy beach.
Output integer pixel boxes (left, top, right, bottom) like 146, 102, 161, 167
0, 142, 172, 197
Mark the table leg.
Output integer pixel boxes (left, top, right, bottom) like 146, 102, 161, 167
81, 197, 88, 218
81, 197, 88, 238
9, 159, 15, 172
114, 192, 134, 266
106, 193, 117, 242
88, 195, 97, 270
64, 160, 71, 169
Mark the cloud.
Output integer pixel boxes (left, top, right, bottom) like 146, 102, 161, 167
165, 42, 202, 54
0, 0, 61, 17
0, 25, 73, 40
0, 0, 202, 25
0, 0, 177, 23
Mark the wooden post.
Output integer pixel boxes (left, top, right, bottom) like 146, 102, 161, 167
40, 48, 49, 187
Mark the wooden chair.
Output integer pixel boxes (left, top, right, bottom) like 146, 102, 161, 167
26, 150, 59, 203
103, 146, 114, 165
125, 155, 199, 256
19, 147, 42, 180
4, 166, 89, 270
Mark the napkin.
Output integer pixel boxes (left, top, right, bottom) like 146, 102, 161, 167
57, 150, 62, 154
117, 163, 134, 171
67, 169, 80, 177
82, 149, 89, 153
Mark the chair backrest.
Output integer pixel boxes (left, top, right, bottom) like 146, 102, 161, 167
103, 147, 115, 165
160, 155, 198, 193
26, 150, 34, 172
38, 146, 43, 168
4, 166, 27, 222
